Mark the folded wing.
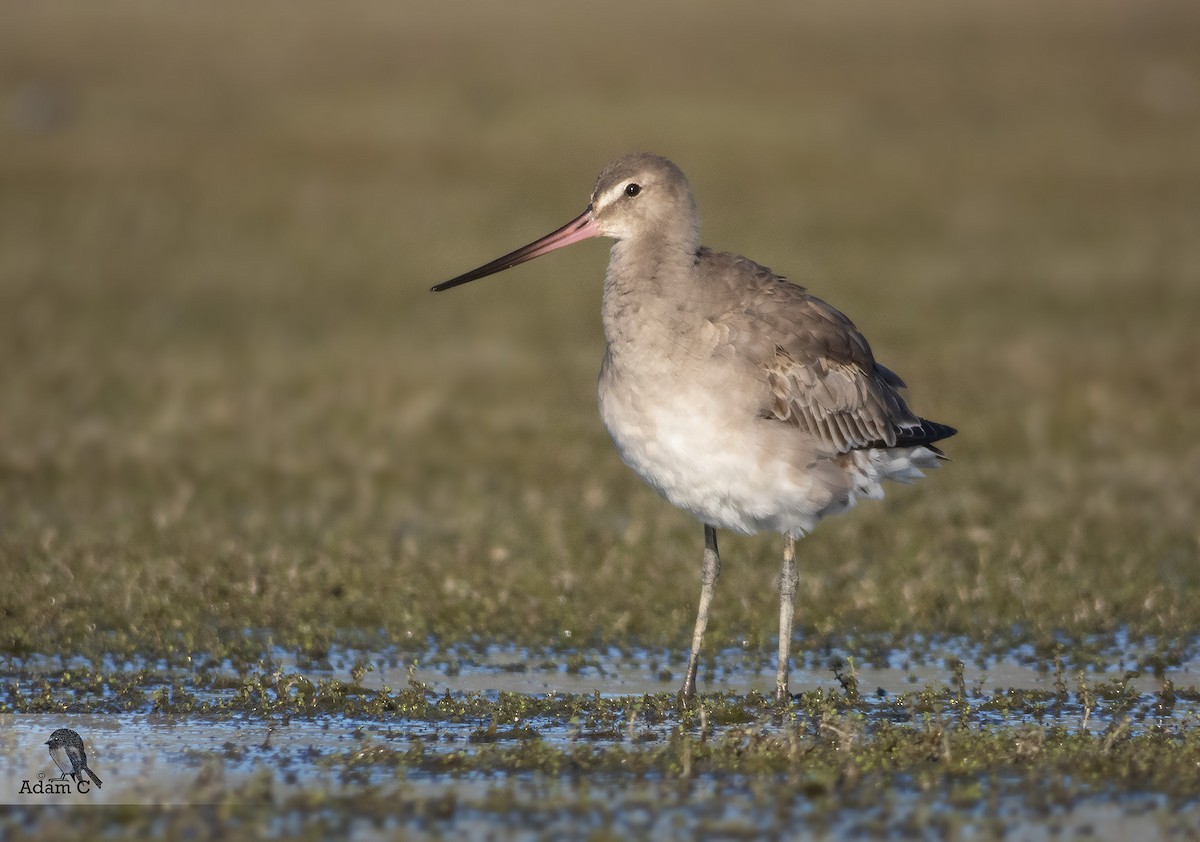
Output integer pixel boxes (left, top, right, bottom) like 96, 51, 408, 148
706, 255, 956, 454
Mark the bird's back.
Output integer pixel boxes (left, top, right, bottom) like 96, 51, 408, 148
694, 248, 954, 450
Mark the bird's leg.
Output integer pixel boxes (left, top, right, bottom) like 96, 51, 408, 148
681, 524, 720, 699
776, 536, 798, 702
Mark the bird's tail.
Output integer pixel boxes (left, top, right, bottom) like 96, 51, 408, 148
84, 766, 102, 789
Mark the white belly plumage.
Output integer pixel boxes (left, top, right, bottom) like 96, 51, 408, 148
598, 369, 939, 539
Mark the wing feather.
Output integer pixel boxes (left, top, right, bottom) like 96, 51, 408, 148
701, 252, 954, 454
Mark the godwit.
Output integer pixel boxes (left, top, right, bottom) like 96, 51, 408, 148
433, 153, 955, 700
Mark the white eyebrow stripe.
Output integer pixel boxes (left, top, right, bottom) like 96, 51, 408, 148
596, 181, 634, 209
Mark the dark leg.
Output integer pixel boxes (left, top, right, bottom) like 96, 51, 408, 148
776, 536, 798, 701
681, 524, 720, 699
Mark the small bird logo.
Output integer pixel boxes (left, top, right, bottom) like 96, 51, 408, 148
45, 728, 102, 790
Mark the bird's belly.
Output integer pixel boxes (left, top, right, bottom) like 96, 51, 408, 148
598, 371, 835, 537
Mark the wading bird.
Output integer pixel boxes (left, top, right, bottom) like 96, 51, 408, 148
432, 153, 955, 700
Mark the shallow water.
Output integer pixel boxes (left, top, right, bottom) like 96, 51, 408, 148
2, 637, 1199, 837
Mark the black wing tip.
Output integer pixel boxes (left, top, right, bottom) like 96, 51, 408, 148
847, 419, 957, 455
894, 418, 958, 449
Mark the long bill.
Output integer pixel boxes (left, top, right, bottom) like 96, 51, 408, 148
431, 206, 600, 292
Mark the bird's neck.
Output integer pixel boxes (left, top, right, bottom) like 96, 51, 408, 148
606, 229, 700, 293
601, 234, 703, 366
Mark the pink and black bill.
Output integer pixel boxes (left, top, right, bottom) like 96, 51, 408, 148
431, 206, 600, 292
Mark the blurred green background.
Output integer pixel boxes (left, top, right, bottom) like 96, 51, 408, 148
1, 0, 1198, 658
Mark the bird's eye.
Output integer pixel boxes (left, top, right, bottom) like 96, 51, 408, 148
625, 183, 641, 197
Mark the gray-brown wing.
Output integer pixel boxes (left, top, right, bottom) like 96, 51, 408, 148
709, 261, 931, 453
